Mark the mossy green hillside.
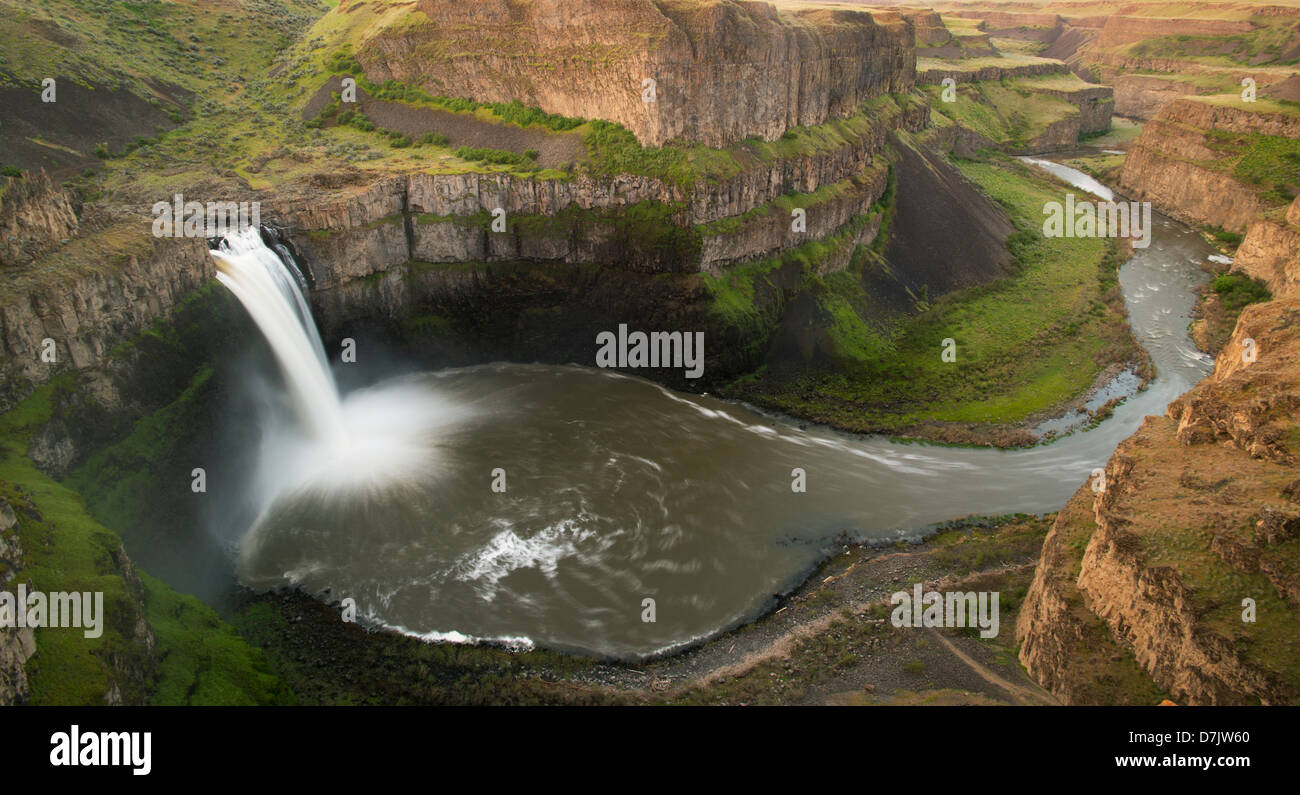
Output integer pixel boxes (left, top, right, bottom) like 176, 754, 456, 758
721, 155, 1139, 437
926, 79, 1080, 150
1205, 127, 1300, 206
702, 167, 896, 372
0, 379, 290, 705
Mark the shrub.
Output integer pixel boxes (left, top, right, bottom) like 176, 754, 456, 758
454, 146, 530, 166
1206, 225, 1244, 247
325, 49, 363, 75
1211, 272, 1271, 312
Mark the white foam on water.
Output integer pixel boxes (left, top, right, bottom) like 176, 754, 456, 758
450, 518, 609, 600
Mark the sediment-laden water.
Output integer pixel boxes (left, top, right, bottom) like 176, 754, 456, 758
223, 162, 1217, 659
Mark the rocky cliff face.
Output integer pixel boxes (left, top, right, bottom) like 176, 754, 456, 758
900, 8, 950, 46
917, 59, 1069, 85
0, 76, 927, 411
1235, 197, 1300, 300
1118, 99, 1298, 233
0, 497, 34, 705
1020, 300, 1300, 702
1092, 15, 1255, 50
1109, 75, 1202, 120
0, 220, 214, 412
353, 0, 915, 147
271, 97, 925, 290
1035, 84, 1113, 134
1, 172, 79, 268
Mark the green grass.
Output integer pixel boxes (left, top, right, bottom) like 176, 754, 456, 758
0, 379, 290, 704
1204, 129, 1300, 206
454, 146, 536, 168
1211, 272, 1271, 312
926, 80, 1079, 150
917, 53, 1060, 73
1205, 224, 1245, 247
141, 571, 294, 705
64, 364, 212, 538
729, 155, 1138, 436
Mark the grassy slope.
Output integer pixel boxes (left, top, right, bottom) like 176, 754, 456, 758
0, 378, 292, 704
1134, 94, 1300, 208
925, 79, 1080, 149
0, 0, 331, 195
725, 154, 1137, 436
1117, 13, 1300, 70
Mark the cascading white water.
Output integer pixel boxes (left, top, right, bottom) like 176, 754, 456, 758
211, 227, 349, 448
213, 226, 462, 509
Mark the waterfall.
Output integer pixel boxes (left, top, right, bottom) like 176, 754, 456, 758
211, 227, 348, 447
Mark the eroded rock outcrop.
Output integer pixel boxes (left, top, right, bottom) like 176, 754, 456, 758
0, 172, 78, 268
0, 222, 214, 412
1119, 99, 1296, 233
1235, 197, 1300, 302
0, 496, 34, 706
1110, 74, 1202, 120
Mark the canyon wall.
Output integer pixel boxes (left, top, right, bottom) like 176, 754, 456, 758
273, 98, 926, 288
0, 90, 926, 408
0, 173, 79, 268
354, 0, 916, 147
1019, 285, 1300, 703
1019, 120, 1300, 706
1109, 75, 1202, 120
1118, 99, 1298, 233
1092, 16, 1255, 50
1235, 197, 1300, 299
0, 215, 214, 413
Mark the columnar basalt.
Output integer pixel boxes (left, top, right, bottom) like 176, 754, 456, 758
352, 0, 916, 147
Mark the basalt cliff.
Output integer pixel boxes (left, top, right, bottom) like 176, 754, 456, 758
354, 0, 916, 147
1120, 98, 1300, 233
